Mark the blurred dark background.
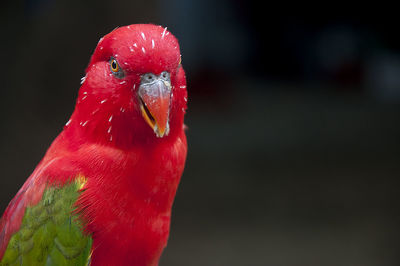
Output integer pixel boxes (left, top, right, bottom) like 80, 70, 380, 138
1, 1, 400, 265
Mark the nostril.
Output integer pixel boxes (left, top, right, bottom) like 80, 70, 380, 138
160, 71, 170, 80
144, 73, 156, 83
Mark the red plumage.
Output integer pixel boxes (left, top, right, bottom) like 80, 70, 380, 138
0, 24, 187, 265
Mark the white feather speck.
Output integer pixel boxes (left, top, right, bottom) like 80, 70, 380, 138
107, 126, 112, 133
142, 47, 146, 54
133, 43, 137, 48
161, 27, 167, 39
108, 115, 113, 122
151, 39, 155, 49
179, 85, 186, 88
141, 32, 146, 40
82, 120, 89, 127
65, 119, 71, 126
120, 81, 127, 85
100, 99, 107, 104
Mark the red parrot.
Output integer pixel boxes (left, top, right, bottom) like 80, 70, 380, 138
0, 24, 187, 266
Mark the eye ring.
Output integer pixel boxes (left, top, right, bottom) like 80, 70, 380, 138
110, 58, 119, 72
109, 57, 124, 78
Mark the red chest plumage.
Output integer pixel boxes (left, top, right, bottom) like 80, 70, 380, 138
65, 130, 187, 265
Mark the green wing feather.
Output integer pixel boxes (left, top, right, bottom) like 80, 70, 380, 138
0, 180, 92, 266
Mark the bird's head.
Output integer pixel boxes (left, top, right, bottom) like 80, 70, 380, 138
66, 24, 187, 148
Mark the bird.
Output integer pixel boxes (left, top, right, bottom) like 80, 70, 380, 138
0, 24, 188, 266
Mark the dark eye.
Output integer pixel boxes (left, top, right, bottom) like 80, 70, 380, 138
109, 58, 124, 78
111, 59, 119, 72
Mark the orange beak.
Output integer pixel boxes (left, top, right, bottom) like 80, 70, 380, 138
138, 78, 171, 137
